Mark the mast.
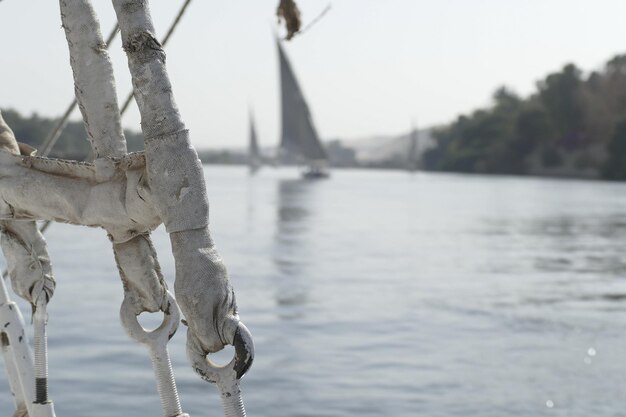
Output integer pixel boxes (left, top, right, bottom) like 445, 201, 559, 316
276, 39, 327, 164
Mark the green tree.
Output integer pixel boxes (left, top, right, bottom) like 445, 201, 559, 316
537, 63, 585, 138
1, 108, 144, 158
602, 116, 626, 180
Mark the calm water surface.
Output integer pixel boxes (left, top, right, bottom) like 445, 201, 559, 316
2, 166, 626, 416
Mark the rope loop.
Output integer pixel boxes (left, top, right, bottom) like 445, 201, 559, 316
120, 290, 180, 346
189, 318, 254, 384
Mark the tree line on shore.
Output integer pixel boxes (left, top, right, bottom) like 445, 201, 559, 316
0, 109, 144, 159
5, 53, 626, 179
423, 54, 626, 180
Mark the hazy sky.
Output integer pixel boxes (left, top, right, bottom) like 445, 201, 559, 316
2, 1, 626, 150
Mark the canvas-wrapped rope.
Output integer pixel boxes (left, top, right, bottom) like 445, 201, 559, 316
0, 111, 55, 309
0, 0, 253, 415
112, 0, 249, 357
0, 149, 161, 243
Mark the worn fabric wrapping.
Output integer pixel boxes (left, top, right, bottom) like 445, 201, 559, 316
111, 1, 244, 360
0, 220, 55, 307
59, 0, 127, 159
0, 150, 161, 243
0, 112, 56, 307
0, 112, 20, 155
144, 130, 208, 234
113, 234, 168, 314
170, 227, 238, 354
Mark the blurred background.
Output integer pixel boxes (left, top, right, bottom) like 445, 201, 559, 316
2, 1, 626, 416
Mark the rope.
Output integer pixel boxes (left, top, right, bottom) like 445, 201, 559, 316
2, 0, 194, 279
1, 2, 256, 416
120, 0, 192, 114
37, 24, 120, 158
1, 4, 196, 416
298, 4, 331, 37
189, 320, 254, 417
0, 25, 118, 282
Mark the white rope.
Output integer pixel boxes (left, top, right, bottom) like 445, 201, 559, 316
37, 24, 120, 158
0, 111, 56, 416
59, 0, 127, 159
0, 1, 254, 416
60, 3, 188, 416
0, 13, 188, 283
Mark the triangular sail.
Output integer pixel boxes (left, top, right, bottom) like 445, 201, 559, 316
249, 112, 261, 172
408, 126, 418, 172
277, 40, 327, 162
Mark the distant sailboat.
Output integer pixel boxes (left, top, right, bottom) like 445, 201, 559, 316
407, 124, 419, 172
248, 110, 261, 174
276, 39, 330, 179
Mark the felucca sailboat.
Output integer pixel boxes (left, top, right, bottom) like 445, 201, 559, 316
248, 110, 262, 174
276, 39, 330, 179
407, 124, 419, 172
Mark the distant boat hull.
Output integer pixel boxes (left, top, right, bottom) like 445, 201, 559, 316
249, 162, 261, 175
301, 165, 330, 180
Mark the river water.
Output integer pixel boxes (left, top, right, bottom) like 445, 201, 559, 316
1, 165, 626, 416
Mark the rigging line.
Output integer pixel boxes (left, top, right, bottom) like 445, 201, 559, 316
161, 0, 193, 48
2, 1, 194, 279
120, 0, 193, 114
295, 3, 332, 38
